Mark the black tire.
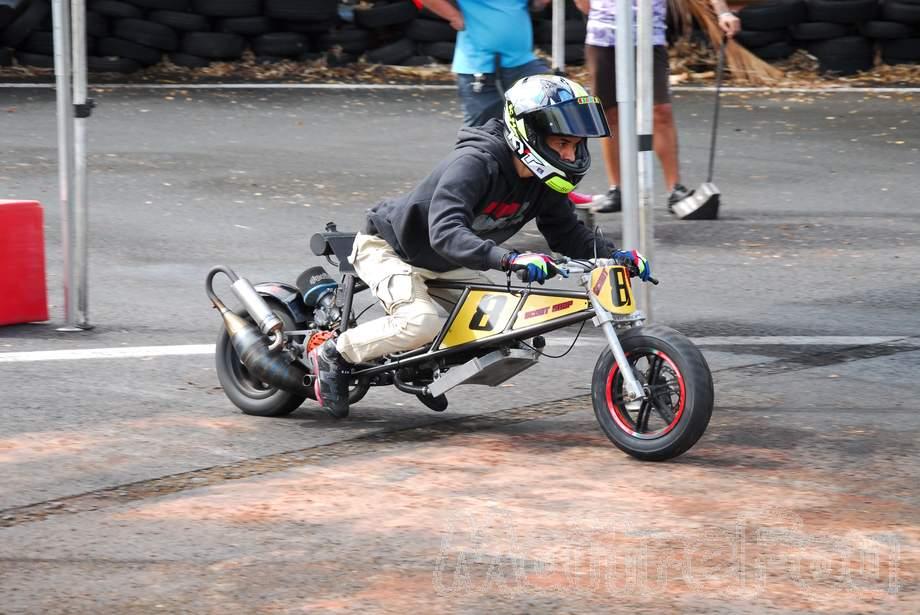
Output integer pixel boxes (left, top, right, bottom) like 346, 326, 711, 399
252, 32, 308, 57
881, 54, 920, 64
862, 20, 914, 39
97, 36, 162, 65
591, 325, 713, 461
216, 305, 308, 418
191, 0, 260, 18
882, 1, 920, 25
736, 28, 789, 47
881, 36, 920, 59
86, 11, 110, 38
354, 1, 418, 29
216, 16, 274, 36
21, 30, 54, 55
167, 50, 210, 67
114, 18, 179, 51
129, 0, 190, 10
790, 21, 852, 41
738, 0, 807, 30
398, 54, 436, 66
806, 33, 873, 55
91, 1, 142, 20
265, 0, 337, 22
365, 37, 415, 64
805, 0, 878, 24
14, 50, 54, 67
419, 40, 454, 62
87, 54, 141, 72
406, 17, 456, 42
0, 0, 49, 47
751, 40, 796, 59
320, 27, 370, 54
181, 31, 245, 59
149, 10, 210, 33
0, 48, 12, 66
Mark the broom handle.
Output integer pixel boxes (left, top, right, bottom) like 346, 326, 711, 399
707, 36, 727, 184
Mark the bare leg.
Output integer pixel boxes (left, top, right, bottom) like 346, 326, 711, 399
654, 103, 680, 191
600, 105, 620, 187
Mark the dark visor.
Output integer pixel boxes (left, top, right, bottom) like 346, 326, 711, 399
527, 98, 610, 138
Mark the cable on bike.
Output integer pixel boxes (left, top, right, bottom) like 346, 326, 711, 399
520, 320, 587, 359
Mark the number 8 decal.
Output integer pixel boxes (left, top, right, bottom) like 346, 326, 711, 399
469, 294, 508, 331
612, 268, 632, 308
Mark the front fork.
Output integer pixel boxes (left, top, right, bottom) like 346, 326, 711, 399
587, 293, 646, 406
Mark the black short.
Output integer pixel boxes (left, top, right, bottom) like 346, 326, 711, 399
585, 44, 671, 108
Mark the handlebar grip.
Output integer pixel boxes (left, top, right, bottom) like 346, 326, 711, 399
647, 276, 659, 285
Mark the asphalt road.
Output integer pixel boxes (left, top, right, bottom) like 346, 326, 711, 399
0, 87, 917, 613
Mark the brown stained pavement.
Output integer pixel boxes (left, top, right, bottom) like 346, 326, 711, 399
0, 407, 915, 614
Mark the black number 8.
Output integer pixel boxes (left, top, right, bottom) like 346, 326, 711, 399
469, 295, 508, 331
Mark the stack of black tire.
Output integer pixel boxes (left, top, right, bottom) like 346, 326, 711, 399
0, 0, 592, 75
736, 0, 920, 75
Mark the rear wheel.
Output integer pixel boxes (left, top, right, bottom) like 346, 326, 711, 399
592, 325, 713, 461
215, 304, 309, 417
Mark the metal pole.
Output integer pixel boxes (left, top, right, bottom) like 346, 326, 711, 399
71, 0, 92, 329
50, 0, 80, 331
636, 0, 654, 319
615, 0, 638, 250
551, 0, 565, 72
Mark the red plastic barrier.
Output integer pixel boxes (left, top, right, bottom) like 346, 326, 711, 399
0, 200, 49, 326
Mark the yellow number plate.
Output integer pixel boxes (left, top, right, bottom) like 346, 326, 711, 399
590, 266, 635, 314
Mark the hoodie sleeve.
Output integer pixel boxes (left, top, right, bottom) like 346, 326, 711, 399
535, 192, 618, 258
428, 155, 509, 271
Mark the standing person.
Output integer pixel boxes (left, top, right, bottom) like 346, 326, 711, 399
308, 75, 651, 418
411, 1, 599, 207
416, 0, 552, 127
573, 0, 740, 214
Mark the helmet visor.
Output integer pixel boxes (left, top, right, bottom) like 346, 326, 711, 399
527, 97, 610, 138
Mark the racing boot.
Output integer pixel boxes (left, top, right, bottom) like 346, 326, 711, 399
309, 338, 351, 418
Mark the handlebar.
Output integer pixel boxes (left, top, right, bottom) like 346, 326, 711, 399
555, 257, 659, 285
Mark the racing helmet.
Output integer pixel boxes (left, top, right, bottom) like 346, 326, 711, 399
503, 74, 610, 194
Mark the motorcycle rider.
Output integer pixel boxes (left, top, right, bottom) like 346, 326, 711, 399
310, 74, 651, 418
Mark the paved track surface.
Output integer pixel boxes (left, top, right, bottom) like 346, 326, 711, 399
0, 88, 917, 613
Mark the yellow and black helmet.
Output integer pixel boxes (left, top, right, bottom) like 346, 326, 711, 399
503, 74, 610, 194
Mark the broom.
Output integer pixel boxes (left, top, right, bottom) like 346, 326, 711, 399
670, 0, 783, 85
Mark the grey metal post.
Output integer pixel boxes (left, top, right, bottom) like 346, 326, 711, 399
636, 0, 654, 319
551, 0, 565, 72
71, 0, 92, 329
615, 0, 638, 250
51, 0, 80, 330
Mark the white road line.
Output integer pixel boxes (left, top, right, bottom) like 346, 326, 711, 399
2, 83, 919, 93
0, 336, 914, 363
0, 345, 215, 363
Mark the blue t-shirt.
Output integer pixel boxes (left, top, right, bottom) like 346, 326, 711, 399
452, 0, 538, 74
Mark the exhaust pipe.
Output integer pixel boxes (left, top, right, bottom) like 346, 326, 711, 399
207, 266, 312, 396
220, 310, 313, 396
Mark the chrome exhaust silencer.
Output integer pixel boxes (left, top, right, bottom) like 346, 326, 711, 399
206, 266, 312, 395
220, 309, 313, 396
206, 266, 283, 351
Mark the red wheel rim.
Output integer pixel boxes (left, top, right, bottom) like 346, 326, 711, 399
605, 348, 686, 439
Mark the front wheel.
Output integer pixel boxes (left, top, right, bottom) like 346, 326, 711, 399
591, 325, 713, 461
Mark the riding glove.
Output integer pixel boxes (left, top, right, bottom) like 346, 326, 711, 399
501, 251, 564, 284
611, 249, 652, 282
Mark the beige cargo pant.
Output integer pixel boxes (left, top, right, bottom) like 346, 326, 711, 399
335, 233, 492, 364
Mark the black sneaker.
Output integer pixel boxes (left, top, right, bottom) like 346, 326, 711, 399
667, 183, 694, 213
309, 339, 350, 418
591, 186, 621, 213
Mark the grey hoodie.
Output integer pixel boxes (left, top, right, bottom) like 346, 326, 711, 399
366, 118, 616, 273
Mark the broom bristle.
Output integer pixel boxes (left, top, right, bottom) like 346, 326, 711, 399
681, 0, 783, 85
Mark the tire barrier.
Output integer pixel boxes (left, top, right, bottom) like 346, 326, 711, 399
737, 0, 920, 75
0, 0, 917, 76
